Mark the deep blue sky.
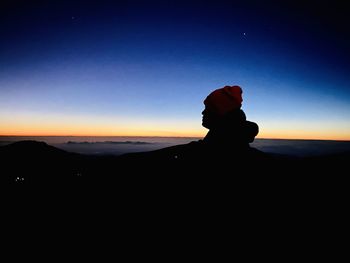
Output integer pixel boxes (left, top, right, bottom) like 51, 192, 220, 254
1, 0, 349, 139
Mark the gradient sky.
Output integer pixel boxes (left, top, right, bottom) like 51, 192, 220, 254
1, 0, 349, 139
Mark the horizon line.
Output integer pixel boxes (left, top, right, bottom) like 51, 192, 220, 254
0, 134, 349, 142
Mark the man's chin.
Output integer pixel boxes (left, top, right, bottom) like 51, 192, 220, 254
202, 121, 209, 129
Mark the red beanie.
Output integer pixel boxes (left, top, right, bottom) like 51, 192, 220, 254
204, 85, 243, 116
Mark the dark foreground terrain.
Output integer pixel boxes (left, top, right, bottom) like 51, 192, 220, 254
2, 140, 349, 187
3, 140, 348, 243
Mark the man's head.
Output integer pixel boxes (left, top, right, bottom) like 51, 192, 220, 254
202, 85, 243, 129
204, 85, 242, 115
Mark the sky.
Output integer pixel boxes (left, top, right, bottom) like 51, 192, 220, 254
0, 0, 349, 140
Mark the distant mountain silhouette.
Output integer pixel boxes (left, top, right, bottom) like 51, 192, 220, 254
0, 140, 85, 184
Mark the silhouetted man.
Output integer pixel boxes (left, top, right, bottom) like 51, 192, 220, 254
120, 85, 262, 167
201, 85, 259, 153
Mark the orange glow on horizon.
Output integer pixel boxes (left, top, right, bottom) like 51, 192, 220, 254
0, 124, 206, 138
257, 130, 350, 141
1, 118, 349, 141
0, 131, 204, 137
1, 130, 349, 141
